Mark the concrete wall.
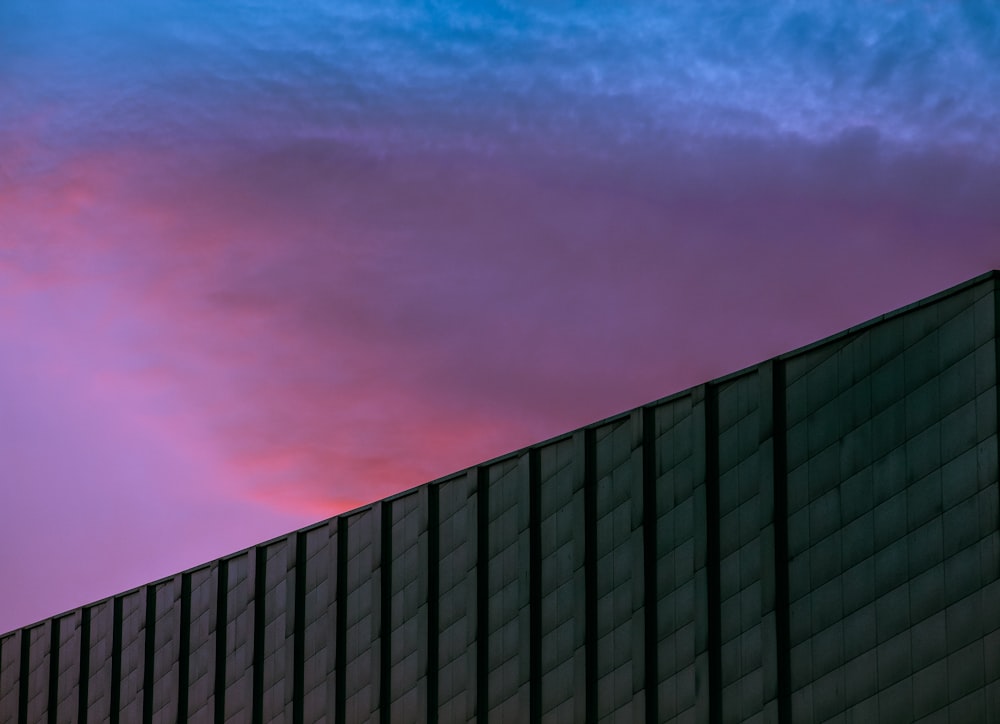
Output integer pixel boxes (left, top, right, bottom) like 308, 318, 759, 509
1, 271, 998, 723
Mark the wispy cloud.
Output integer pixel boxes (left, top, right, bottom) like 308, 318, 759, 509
3, 2, 998, 156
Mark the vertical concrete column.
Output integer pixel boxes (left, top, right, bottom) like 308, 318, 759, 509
691, 385, 713, 724
716, 371, 770, 723
648, 393, 699, 721
484, 454, 531, 721
0, 632, 19, 724
47, 617, 59, 721
582, 428, 597, 724
528, 447, 541, 724
116, 590, 147, 723
147, 578, 182, 724
214, 559, 228, 724
580, 429, 599, 724
517, 453, 533, 724
639, 406, 659, 724
993, 274, 1000, 554
220, 551, 256, 723
379, 501, 391, 724
334, 516, 348, 724
53, 611, 83, 723
987, 275, 1000, 720
297, 521, 339, 724
536, 434, 586, 723
627, 410, 649, 724
184, 564, 217, 722
83, 600, 113, 722
436, 471, 477, 724
427, 483, 439, 724
23, 622, 50, 723
387, 489, 430, 724
758, 360, 788, 724
592, 412, 648, 723
257, 537, 296, 723
343, 505, 382, 724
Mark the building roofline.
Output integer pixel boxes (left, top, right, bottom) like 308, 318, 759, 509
8, 269, 997, 632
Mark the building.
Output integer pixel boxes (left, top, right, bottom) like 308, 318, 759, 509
2, 271, 999, 723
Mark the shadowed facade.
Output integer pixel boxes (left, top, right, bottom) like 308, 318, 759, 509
2, 271, 999, 723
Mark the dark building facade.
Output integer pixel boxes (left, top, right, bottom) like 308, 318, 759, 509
2, 271, 999, 723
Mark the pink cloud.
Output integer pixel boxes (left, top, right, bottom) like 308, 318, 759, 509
2, 128, 999, 632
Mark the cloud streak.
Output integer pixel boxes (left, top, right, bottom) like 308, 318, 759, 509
3, 2, 999, 156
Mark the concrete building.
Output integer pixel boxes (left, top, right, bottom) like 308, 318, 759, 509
2, 271, 999, 723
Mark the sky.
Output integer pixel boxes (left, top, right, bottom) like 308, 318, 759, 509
1, 1, 999, 633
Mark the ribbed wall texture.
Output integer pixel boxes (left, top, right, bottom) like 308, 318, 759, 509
2, 271, 999, 723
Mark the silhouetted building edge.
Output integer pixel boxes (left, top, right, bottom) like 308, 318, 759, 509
2, 270, 999, 722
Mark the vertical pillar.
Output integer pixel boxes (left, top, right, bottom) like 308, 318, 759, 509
704, 384, 721, 724
427, 483, 440, 724
691, 386, 713, 724
641, 407, 659, 724
0, 631, 21, 723
475, 466, 489, 723
583, 428, 598, 724
528, 448, 541, 724
52, 612, 82, 723
298, 520, 339, 724
185, 564, 217, 723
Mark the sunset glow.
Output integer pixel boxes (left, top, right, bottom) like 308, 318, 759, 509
1, 1, 999, 633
